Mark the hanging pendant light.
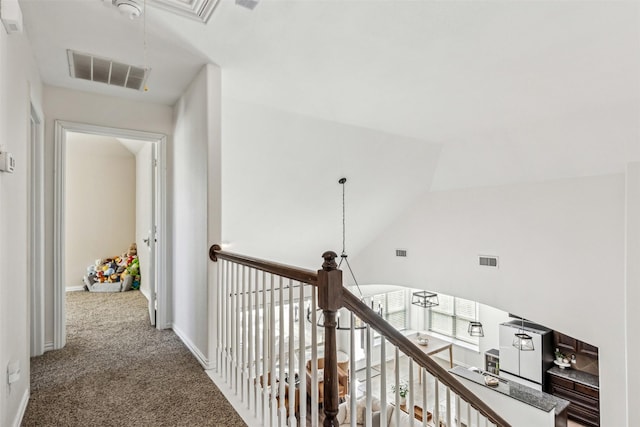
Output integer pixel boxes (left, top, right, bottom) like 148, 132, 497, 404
306, 177, 382, 330
512, 316, 534, 351
411, 291, 439, 308
468, 321, 484, 337
468, 303, 484, 337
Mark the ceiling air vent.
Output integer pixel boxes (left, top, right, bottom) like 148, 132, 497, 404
67, 50, 149, 91
395, 249, 407, 257
479, 255, 498, 267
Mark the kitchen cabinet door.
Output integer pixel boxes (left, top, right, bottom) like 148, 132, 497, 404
577, 341, 598, 358
554, 331, 577, 353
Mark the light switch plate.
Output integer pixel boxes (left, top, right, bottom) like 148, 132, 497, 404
0, 152, 15, 173
7, 360, 20, 384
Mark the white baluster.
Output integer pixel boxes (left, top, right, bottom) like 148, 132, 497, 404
223, 261, 231, 384
253, 269, 259, 417
298, 281, 306, 427
408, 359, 414, 422
394, 346, 400, 427
311, 288, 318, 427
270, 274, 277, 427
365, 325, 372, 427
247, 267, 254, 410
455, 394, 460, 427
422, 369, 427, 427
217, 258, 222, 374
433, 377, 439, 425
231, 264, 240, 394
446, 386, 451, 426
349, 313, 357, 427
278, 277, 286, 425
380, 337, 387, 427
240, 266, 246, 402
288, 280, 295, 426
262, 271, 269, 425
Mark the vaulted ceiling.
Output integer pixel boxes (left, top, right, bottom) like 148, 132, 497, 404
21, 0, 640, 191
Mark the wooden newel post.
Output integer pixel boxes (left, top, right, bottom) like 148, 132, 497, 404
318, 251, 343, 427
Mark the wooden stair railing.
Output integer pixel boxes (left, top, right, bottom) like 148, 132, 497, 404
209, 245, 511, 427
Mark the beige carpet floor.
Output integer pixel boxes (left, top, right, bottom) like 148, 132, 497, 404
22, 290, 246, 427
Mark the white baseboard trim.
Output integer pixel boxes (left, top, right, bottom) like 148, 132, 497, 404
65, 286, 85, 292
140, 286, 150, 301
12, 388, 29, 427
206, 369, 258, 427
44, 341, 54, 352
171, 323, 212, 370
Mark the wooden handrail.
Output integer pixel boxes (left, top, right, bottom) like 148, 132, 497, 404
342, 290, 512, 427
209, 245, 319, 285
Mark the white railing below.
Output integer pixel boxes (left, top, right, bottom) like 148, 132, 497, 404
209, 246, 511, 427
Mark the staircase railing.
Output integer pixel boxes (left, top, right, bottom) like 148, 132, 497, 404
209, 245, 510, 427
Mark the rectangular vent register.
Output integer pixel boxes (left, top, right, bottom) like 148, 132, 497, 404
479, 255, 498, 267
67, 50, 149, 91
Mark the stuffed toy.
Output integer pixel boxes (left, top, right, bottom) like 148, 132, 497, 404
84, 243, 141, 291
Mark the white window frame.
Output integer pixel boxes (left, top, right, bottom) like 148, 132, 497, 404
428, 294, 480, 346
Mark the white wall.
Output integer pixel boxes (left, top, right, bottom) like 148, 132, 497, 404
43, 86, 173, 346
0, 26, 43, 427
625, 162, 640, 426
172, 64, 221, 368
64, 133, 136, 288
220, 98, 442, 270
136, 142, 153, 299
351, 174, 627, 426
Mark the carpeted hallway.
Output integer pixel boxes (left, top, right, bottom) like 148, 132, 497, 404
23, 291, 246, 427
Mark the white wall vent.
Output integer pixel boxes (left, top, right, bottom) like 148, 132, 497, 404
479, 255, 498, 267
67, 50, 149, 91
395, 249, 407, 257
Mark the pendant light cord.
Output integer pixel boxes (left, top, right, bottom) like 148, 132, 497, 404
337, 178, 364, 298
341, 178, 346, 256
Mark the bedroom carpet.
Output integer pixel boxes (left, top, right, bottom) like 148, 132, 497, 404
22, 290, 246, 427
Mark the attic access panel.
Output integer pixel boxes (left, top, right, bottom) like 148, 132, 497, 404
67, 50, 150, 91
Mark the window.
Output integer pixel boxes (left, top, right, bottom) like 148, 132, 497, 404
429, 294, 479, 345
372, 289, 408, 331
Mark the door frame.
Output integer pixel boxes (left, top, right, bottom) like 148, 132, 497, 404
29, 102, 45, 356
53, 120, 169, 349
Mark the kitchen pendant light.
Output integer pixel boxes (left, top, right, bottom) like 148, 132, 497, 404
468, 321, 484, 337
307, 177, 381, 330
411, 290, 439, 308
468, 304, 484, 337
512, 316, 534, 351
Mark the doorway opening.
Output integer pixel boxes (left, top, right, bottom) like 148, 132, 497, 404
53, 121, 168, 350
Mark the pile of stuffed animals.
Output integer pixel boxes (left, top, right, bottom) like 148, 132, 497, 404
85, 243, 140, 290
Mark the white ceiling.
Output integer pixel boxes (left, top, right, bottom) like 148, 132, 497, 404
21, 0, 640, 189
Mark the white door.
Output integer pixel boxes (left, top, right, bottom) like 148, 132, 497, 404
147, 144, 157, 325
138, 141, 157, 326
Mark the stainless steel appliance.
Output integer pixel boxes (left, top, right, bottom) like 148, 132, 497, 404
498, 319, 553, 390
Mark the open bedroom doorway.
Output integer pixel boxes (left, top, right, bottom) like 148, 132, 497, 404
53, 121, 167, 350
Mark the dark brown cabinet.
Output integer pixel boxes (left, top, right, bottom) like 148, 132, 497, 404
553, 332, 598, 359
577, 341, 599, 358
549, 374, 599, 427
554, 332, 578, 354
